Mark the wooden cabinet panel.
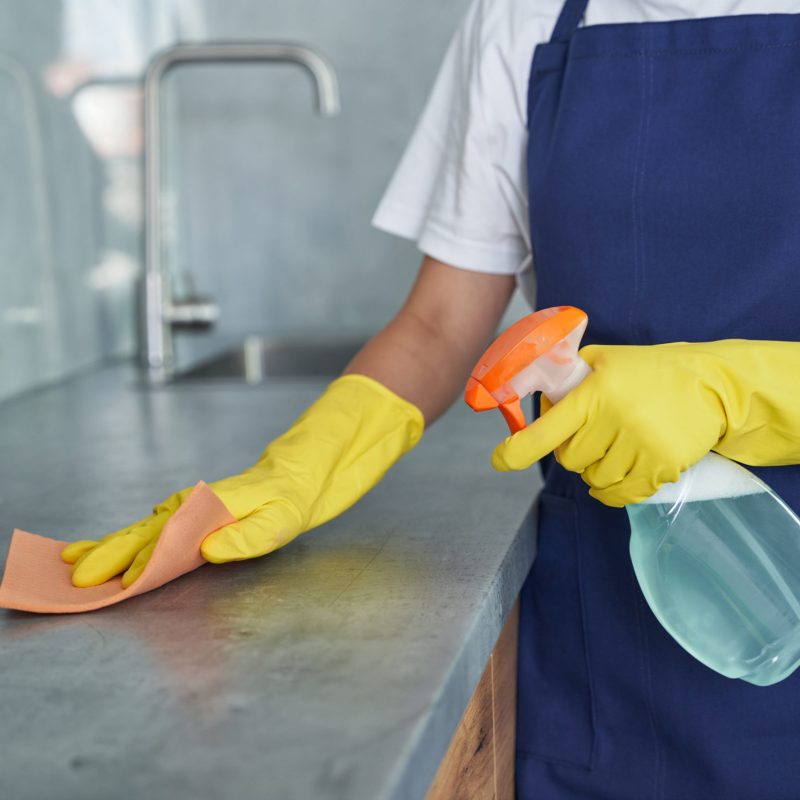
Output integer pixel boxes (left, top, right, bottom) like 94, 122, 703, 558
427, 602, 519, 800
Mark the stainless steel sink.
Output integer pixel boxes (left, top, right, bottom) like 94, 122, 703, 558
173, 336, 365, 383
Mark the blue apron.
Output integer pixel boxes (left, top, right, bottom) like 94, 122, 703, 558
518, 2, 800, 797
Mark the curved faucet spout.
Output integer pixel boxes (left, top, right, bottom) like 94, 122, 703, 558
143, 42, 341, 382
145, 42, 340, 115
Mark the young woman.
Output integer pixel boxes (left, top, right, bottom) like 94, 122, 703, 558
65, 1, 800, 796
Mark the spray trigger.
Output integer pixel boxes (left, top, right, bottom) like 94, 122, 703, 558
464, 306, 590, 434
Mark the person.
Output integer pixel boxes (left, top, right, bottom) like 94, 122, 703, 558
62, 0, 800, 796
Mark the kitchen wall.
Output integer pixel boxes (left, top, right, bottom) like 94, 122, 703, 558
0, 2, 103, 402
168, 0, 477, 368
0, 1, 185, 401
0, 0, 524, 402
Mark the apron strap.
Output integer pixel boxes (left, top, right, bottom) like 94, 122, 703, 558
550, 0, 590, 42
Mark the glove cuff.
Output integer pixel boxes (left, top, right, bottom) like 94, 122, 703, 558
331, 373, 425, 450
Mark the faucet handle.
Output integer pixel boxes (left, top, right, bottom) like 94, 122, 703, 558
164, 299, 219, 330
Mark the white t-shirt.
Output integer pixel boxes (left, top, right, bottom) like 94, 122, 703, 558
373, 0, 800, 295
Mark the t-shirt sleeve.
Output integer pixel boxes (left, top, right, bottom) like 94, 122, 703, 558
372, 0, 532, 276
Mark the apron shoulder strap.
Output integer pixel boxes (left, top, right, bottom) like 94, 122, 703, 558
550, 0, 590, 42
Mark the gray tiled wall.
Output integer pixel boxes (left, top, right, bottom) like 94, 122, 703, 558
167, 0, 477, 368
0, 0, 474, 400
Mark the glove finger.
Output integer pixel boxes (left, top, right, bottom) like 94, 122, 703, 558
555, 423, 616, 474
201, 500, 303, 564
121, 538, 158, 588
492, 380, 592, 471
61, 540, 100, 564
589, 458, 675, 508
69, 512, 170, 588
581, 436, 636, 491
88, 511, 166, 545
590, 480, 651, 508
153, 489, 191, 517
70, 535, 152, 588
61, 514, 164, 564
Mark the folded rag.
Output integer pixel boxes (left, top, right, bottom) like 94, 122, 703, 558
0, 482, 235, 614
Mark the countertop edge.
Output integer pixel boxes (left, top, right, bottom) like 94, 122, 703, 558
387, 502, 539, 800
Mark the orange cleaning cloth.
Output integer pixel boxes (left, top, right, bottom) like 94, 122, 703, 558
0, 482, 235, 614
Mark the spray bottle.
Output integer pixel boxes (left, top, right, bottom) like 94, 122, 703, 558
465, 306, 800, 686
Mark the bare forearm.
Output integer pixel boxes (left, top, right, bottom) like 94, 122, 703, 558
344, 257, 516, 425
345, 311, 471, 424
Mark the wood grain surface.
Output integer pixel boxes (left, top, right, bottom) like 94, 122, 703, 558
427, 601, 519, 800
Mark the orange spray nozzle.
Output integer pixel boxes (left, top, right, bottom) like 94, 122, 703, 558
464, 306, 589, 434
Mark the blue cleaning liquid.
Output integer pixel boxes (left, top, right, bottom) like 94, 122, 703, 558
627, 455, 800, 686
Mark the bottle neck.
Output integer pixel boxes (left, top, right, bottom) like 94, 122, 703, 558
544, 357, 592, 404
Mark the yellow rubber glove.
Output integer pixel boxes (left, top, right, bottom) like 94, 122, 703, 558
62, 375, 424, 587
492, 340, 800, 507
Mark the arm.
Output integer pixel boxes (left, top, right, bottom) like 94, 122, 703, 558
345, 255, 516, 424
63, 256, 516, 587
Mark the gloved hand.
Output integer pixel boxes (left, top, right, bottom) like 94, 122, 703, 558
491, 340, 800, 507
62, 375, 424, 587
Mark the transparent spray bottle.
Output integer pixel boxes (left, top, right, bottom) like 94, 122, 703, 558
465, 306, 800, 686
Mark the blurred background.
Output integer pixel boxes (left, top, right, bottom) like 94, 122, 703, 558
0, 0, 515, 402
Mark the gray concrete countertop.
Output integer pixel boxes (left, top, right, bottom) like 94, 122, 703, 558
0, 366, 537, 800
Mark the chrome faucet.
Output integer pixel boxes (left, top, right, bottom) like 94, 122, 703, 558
143, 42, 341, 383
